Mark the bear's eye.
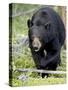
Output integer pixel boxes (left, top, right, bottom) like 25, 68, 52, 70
44, 23, 50, 30
36, 21, 42, 26
44, 25, 48, 30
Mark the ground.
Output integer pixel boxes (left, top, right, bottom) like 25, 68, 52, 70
11, 46, 66, 86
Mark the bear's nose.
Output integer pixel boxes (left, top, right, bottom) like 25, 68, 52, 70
34, 46, 38, 50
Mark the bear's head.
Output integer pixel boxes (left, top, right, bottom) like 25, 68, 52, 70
27, 10, 55, 52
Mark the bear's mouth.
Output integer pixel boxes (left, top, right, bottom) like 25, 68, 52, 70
34, 47, 40, 52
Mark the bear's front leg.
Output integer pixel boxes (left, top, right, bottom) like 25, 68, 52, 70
44, 37, 61, 67
31, 49, 48, 78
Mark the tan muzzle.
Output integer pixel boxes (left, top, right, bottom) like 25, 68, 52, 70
32, 37, 41, 52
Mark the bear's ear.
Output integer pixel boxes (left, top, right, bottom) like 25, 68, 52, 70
44, 22, 51, 30
42, 11, 47, 15
41, 11, 47, 17
27, 19, 33, 28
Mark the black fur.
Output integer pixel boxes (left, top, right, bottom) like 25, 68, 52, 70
27, 7, 65, 78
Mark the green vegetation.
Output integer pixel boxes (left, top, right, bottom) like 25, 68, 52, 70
12, 77, 66, 87
9, 3, 66, 86
10, 47, 66, 86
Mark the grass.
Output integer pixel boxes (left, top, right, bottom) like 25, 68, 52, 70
10, 47, 66, 87
11, 77, 66, 87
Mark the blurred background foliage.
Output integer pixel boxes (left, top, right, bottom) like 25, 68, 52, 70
9, 3, 66, 86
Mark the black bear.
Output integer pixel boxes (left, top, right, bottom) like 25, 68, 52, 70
27, 7, 65, 78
